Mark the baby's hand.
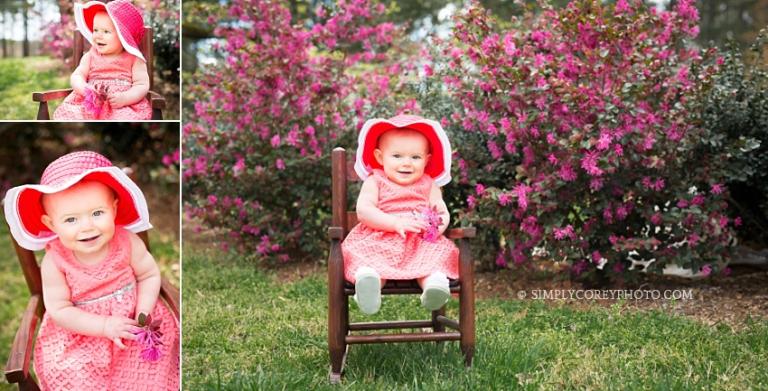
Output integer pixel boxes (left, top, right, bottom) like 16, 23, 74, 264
394, 217, 427, 238
107, 91, 132, 109
102, 315, 138, 349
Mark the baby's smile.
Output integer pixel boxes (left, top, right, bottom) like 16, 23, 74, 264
78, 234, 101, 242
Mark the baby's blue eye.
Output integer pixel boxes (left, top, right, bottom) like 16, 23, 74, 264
412, 156, 422, 160
64, 217, 76, 224
93, 210, 104, 217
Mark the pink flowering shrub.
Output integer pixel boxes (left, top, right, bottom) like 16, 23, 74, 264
183, 0, 407, 261
433, 0, 740, 276
41, 13, 74, 67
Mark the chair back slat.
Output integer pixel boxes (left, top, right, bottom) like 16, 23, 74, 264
10, 234, 42, 298
346, 212, 358, 231
331, 148, 349, 235
332, 148, 365, 239
138, 230, 151, 252
141, 27, 155, 89
72, 26, 154, 89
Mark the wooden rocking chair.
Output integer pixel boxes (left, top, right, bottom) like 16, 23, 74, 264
327, 147, 476, 383
32, 26, 166, 120
3, 228, 180, 390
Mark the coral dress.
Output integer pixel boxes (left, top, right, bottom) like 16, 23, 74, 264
34, 228, 179, 391
342, 169, 459, 282
53, 47, 152, 120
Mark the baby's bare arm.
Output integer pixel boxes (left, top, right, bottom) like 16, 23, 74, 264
108, 59, 150, 108
41, 253, 136, 345
129, 232, 161, 318
71, 52, 92, 95
429, 183, 450, 234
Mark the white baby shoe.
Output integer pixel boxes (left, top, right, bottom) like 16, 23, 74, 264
353, 267, 382, 314
420, 272, 451, 311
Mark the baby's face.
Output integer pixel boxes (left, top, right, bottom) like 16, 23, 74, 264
41, 181, 118, 262
374, 130, 431, 186
92, 12, 123, 56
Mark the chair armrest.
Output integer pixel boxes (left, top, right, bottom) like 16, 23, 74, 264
328, 227, 344, 240
5, 295, 41, 384
447, 227, 476, 239
148, 91, 166, 110
160, 277, 179, 320
32, 89, 73, 103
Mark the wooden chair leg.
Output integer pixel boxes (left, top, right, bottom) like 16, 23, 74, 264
432, 307, 445, 333
458, 239, 475, 367
36, 102, 50, 120
151, 108, 163, 120
328, 240, 347, 383
18, 377, 40, 391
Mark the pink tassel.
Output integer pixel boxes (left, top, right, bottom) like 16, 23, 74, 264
83, 88, 103, 118
133, 313, 164, 362
416, 206, 443, 242
83, 84, 110, 119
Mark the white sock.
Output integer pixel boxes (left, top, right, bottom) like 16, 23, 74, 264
353, 267, 381, 315
421, 272, 450, 311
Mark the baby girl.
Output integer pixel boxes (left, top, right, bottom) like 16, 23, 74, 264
53, 0, 152, 120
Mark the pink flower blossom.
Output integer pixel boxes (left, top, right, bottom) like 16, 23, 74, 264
512, 183, 532, 211
233, 158, 246, 177
503, 33, 517, 56
688, 233, 700, 246
475, 184, 486, 195
710, 183, 724, 195
700, 264, 712, 277
498, 192, 512, 206
208, 195, 218, 205
553, 225, 575, 240
495, 251, 508, 267
558, 163, 577, 182
580, 151, 603, 176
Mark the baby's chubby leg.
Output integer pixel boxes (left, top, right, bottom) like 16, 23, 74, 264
418, 272, 451, 311
353, 267, 386, 314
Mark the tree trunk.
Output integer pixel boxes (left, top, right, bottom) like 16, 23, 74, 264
23, 4, 29, 57
57, 0, 73, 16
1, 12, 6, 58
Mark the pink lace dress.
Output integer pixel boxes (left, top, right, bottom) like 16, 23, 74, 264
53, 47, 152, 120
342, 169, 459, 282
34, 228, 179, 390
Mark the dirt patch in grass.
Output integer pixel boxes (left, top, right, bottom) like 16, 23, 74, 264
476, 262, 768, 331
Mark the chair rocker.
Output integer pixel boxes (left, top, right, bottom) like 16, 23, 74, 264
32, 26, 166, 120
4, 228, 180, 390
327, 147, 476, 384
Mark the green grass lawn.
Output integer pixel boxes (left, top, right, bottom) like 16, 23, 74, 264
183, 248, 768, 390
0, 57, 69, 120
0, 215, 179, 389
